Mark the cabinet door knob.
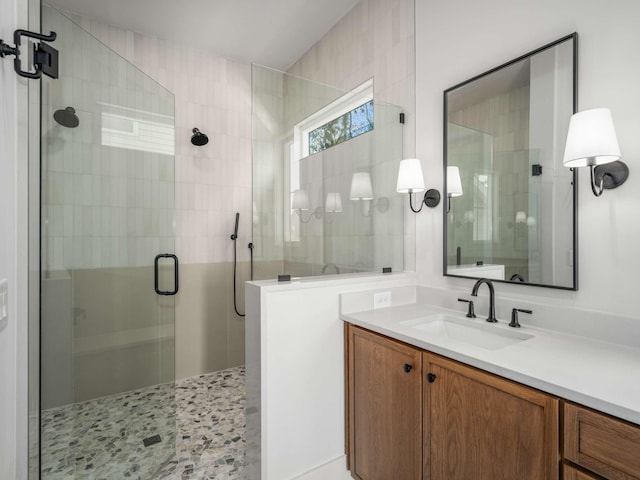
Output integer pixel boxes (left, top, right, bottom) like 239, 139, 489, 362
427, 373, 437, 383
403, 364, 413, 373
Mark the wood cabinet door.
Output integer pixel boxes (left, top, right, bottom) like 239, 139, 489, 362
564, 402, 640, 479
348, 325, 422, 480
424, 353, 559, 480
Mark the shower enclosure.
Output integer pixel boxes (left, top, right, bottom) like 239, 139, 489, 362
29, 5, 406, 478
252, 65, 406, 279
38, 5, 177, 478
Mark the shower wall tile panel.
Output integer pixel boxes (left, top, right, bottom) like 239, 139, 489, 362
45, 12, 252, 269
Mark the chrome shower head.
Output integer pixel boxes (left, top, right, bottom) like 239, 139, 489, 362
53, 106, 79, 128
191, 128, 209, 146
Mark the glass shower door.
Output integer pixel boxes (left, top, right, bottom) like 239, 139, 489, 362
39, 5, 177, 478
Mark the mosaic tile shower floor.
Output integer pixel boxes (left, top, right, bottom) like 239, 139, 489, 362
41, 366, 246, 479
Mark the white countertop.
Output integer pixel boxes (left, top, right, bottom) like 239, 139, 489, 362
341, 302, 640, 425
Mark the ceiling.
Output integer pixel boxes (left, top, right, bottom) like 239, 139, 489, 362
48, 0, 360, 71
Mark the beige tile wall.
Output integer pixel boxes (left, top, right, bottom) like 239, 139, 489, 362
72, 14, 253, 265
41, 6, 175, 271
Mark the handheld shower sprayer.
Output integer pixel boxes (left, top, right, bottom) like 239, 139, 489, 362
231, 212, 239, 240
229, 212, 255, 317
230, 212, 252, 318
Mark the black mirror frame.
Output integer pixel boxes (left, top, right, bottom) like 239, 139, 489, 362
442, 33, 579, 291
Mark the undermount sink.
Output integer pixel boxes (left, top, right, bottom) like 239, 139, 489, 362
400, 313, 534, 350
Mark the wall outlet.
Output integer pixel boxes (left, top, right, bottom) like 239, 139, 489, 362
0, 279, 8, 322
373, 291, 392, 309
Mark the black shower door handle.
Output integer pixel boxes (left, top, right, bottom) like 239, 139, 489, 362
154, 254, 179, 295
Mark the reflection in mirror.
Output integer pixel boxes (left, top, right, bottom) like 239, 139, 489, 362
444, 34, 577, 290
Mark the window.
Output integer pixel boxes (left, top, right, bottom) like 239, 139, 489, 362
308, 99, 373, 154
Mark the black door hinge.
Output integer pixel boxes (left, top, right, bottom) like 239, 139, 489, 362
532, 164, 543, 176
0, 29, 58, 79
399, 112, 405, 124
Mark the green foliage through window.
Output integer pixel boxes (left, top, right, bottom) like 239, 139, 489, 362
308, 100, 374, 155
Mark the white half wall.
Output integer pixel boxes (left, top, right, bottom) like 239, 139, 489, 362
245, 273, 416, 480
416, 0, 640, 318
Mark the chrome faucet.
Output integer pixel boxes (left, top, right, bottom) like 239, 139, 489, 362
471, 278, 497, 323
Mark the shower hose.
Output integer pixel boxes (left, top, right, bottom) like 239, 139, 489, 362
231, 213, 253, 317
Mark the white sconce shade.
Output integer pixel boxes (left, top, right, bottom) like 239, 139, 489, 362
526, 216, 537, 227
292, 189, 309, 210
447, 166, 463, 197
350, 172, 373, 200
515, 211, 527, 223
562, 107, 629, 197
563, 108, 621, 167
396, 158, 425, 193
325, 192, 343, 213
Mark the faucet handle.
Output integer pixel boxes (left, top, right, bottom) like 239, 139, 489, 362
509, 308, 532, 328
457, 298, 476, 318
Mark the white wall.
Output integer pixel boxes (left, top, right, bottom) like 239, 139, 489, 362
0, 0, 28, 475
416, 0, 640, 317
0, 1, 18, 473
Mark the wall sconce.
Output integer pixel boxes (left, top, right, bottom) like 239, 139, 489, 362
396, 158, 440, 212
515, 211, 527, 223
324, 192, 342, 223
563, 108, 629, 197
325, 192, 343, 213
349, 172, 373, 201
350, 172, 373, 216
446, 166, 463, 213
292, 189, 322, 223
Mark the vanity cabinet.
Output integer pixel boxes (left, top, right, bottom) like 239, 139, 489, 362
347, 325, 422, 480
564, 402, 640, 479
346, 324, 559, 480
424, 354, 559, 480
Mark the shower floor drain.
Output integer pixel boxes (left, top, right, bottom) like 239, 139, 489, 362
143, 434, 162, 447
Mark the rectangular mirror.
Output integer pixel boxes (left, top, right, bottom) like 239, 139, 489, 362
444, 34, 577, 290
